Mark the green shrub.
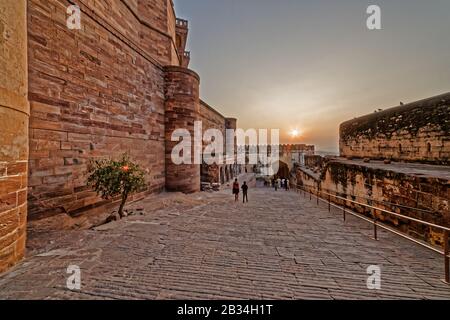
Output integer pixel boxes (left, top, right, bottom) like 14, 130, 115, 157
87, 154, 146, 218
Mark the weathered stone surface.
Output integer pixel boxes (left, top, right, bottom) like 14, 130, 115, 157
24, 0, 236, 219
0, 0, 238, 274
297, 159, 449, 245
164, 66, 201, 193
0, 0, 28, 274
1, 186, 449, 299
27, 0, 171, 219
340, 93, 450, 165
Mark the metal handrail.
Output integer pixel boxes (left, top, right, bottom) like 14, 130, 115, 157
323, 188, 436, 215
323, 189, 450, 232
296, 185, 450, 283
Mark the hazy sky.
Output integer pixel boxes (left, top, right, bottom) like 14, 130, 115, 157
173, 0, 450, 152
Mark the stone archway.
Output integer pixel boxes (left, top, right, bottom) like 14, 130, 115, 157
274, 161, 290, 179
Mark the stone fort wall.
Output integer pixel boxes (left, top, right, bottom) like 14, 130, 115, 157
164, 66, 200, 193
199, 101, 241, 185
340, 93, 450, 165
25, 0, 227, 220
0, 0, 238, 272
0, 0, 29, 273
297, 161, 449, 246
27, 0, 171, 220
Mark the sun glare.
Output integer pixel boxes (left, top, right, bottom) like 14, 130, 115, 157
290, 129, 300, 137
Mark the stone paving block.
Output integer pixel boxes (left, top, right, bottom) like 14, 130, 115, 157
1, 188, 449, 299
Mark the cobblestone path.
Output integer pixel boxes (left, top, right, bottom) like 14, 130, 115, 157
1, 186, 449, 299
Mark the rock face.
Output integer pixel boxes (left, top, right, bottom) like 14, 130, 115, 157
0, 0, 29, 273
340, 93, 450, 165
0, 0, 239, 272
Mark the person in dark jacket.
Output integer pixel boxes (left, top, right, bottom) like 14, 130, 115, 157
242, 181, 249, 203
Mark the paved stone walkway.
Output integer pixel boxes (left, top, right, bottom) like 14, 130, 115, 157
1, 186, 449, 299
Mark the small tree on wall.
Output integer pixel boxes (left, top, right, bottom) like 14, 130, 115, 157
87, 154, 146, 219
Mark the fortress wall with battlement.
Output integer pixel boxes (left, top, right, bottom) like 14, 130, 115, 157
340, 93, 450, 165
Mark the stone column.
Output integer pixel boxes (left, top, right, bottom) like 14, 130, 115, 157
164, 66, 200, 193
0, 0, 29, 273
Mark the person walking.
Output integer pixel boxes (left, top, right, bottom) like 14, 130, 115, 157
232, 179, 240, 202
285, 179, 290, 191
242, 181, 249, 203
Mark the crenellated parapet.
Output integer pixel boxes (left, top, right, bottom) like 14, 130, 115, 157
339, 92, 450, 164
175, 18, 190, 67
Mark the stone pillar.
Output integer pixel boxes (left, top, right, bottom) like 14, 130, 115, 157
164, 66, 200, 193
0, 0, 29, 273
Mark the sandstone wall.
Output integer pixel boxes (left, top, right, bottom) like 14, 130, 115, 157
0, 0, 29, 273
27, 0, 175, 219
167, 0, 179, 66
225, 118, 237, 158
164, 66, 200, 193
199, 101, 227, 184
199, 100, 227, 152
340, 93, 450, 165
0, 0, 232, 274
297, 161, 449, 246
304, 155, 324, 169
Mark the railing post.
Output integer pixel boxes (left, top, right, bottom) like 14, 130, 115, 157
328, 195, 331, 212
369, 207, 378, 240
373, 218, 378, 240
444, 230, 449, 284
316, 188, 319, 206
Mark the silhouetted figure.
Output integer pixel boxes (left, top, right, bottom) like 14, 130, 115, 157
275, 178, 281, 191
242, 181, 249, 203
232, 179, 240, 202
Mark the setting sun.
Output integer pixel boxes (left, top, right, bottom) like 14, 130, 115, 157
290, 129, 301, 137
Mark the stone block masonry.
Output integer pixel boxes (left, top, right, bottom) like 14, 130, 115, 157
27, 0, 168, 219
0, 0, 239, 273
298, 94, 450, 247
297, 159, 449, 245
340, 93, 450, 165
0, 0, 29, 273
164, 66, 201, 193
